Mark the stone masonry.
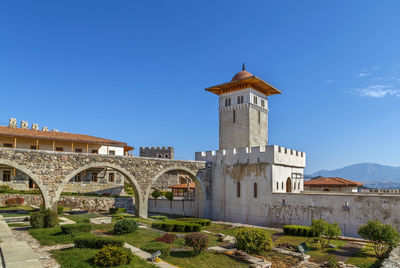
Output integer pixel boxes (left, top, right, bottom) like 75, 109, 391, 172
0, 148, 210, 218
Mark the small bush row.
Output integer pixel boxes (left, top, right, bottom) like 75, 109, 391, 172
109, 207, 127, 214
61, 223, 92, 234
283, 225, 316, 237
74, 234, 124, 249
4, 197, 24, 207
151, 220, 201, 232
149, 215, 168, 220
175, 218, 211, 227
140, 241, 171, 258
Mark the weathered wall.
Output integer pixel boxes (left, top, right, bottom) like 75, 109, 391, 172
0, 193, 135, 212
148, 198, 197, 217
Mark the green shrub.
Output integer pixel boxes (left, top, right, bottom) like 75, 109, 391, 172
113, 219, 138, 235
118, 208, 127, 213
74, 234, 124, 248
30, 209, 58, 228
0, 185, 12, 192
311, 219, 341, 249
30, 211, 44, 228
185, 232, 209, 255
82, 218, 90, 223
283, 225, 314, 237
140, 241, 171, 258
61, 223, 92, 234
235, 228, 272, 254
151, 220, 201, 233
57, 206, 64, 213
176, 218, 211, 226
109, 207, 118, 214
149, 215, 168, 220
43, 209, 58, 227
93, 245, 132, 266
358, 220, 400, 258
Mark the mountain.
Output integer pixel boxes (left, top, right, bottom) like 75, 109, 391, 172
307, 163, 400, 189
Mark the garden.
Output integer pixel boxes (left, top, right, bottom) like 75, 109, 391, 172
1, 198, 398, 268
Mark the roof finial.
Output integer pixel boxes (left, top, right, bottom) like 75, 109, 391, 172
242, 62, 246, 70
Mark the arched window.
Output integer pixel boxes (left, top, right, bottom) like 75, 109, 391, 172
228, 98, 231, 106
233, 110, 236, 123
276, 182, 279, 190
294, 181, 296, 190
286, 178, 292, 193
237, 182, 241, 198
298, 182, 300, 190
165, 154, 169, 158
237, 96, 240, 104
241, 96, 243, 103
254, 183, 258, 198
225, 99, 228, 107
281, 182, 284, 190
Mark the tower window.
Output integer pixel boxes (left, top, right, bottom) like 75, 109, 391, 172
276, 182, 279, 190
253, 96, 258, 104
228, 98, 231, 106
237, 96, 240, 104
225, 99, 228, 106
254, 183, 258, 198
261, 99, 265, 107
233, 110, 236, 123
258, 110, 261, 123
281, 182, 284, 190
241, 95, 243, 103
237, 182, 241, 198
109, 173, 115, 182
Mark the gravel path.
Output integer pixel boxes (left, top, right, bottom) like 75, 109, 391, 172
10, 227, 73, 268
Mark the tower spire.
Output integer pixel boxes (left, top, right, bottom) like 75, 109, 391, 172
242, 62, 246, 70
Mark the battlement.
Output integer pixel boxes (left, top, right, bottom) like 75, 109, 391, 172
195, 145, 305, 167
139, 146, 175, 159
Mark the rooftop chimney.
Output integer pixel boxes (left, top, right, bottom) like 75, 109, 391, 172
21, 121, 28, 129
42, 127, 49, 132
31, 123, 39, 130
8, 118, 17, 128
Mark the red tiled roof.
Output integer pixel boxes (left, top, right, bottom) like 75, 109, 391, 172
168, 182, 195, 189
304, 177, 363, 187
0, 125, 126, 147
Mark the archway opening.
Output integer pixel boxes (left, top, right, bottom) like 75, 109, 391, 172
147, 168, 205, 219
286, 177, 292, 193
0, 163, 47, 209
55, 163, 144, 217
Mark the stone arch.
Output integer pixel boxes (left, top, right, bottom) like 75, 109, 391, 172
0, 159, 51, 209
55, 162, 145, 217
146, 166, 206, 218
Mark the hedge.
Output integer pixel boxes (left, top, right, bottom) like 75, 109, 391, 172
74, 234, 124, 249
175, 218, 211, 226
283, 225, 316, 237
151, 220, 201, 232
61, 223, 92, 234
140, 241, 170, 258
149, 215, 168, 221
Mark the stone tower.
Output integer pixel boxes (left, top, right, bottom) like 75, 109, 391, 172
206, 65, 281, 150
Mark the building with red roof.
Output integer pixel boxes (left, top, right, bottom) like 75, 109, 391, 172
304, 177, 363, 192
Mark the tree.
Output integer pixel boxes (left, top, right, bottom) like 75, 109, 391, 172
311, 219, 341, 249
151, 189, 162, 207
164, 191, 174, 211
358, 220, 400, 258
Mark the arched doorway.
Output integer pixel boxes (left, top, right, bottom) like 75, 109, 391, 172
147, 167, 206, 219
55, 162, 145, 217
0, 159, 50, 209
286, 177, 292, 193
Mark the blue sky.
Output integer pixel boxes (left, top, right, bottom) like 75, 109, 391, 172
1, 1, 400, 173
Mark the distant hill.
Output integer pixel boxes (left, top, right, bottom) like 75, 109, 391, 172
307, 163, 400, 189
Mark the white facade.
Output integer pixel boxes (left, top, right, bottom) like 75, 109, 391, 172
98, 145, 124, 156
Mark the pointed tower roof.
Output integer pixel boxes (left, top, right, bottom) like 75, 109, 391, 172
206, 65, 281, 96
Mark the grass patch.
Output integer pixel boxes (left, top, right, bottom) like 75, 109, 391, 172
164, 251, 249, 268
346, 243, 382, 268
7, 223, 28, 227
28, 226, 75, 246
51, 247, 156, 268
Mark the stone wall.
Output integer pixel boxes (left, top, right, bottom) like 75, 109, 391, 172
148, 198, 197, 217
0, 193, 134, 212
139, 147, 174, 159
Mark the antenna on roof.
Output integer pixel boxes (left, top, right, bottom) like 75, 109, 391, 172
242, 62, 246, 70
